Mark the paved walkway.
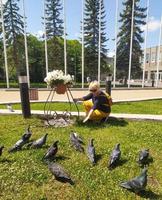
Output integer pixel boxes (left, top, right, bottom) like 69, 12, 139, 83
0, 88, 162, 103
1, 109, 162, 121
0, 88, 162, 121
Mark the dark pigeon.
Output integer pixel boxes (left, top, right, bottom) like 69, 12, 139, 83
138, 149, 149, 166
108, 143, 121, 170
87, 139, 96, 165
27, 133, 48, 148
70, 133, 84, 152
8, 126, 32, 153
22, 125, 32, 141
48, 162, 74, 185
120, 168, 148, 193
0, 146, 4, 156
43, 141, 59, 160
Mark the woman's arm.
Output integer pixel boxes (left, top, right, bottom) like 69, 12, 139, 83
83, 109, 94, 123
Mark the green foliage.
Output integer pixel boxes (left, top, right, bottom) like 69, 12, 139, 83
117, 0, 146, 79
84, 0, 108, 79
0, 115, 162, 199
27, 35, 45, 82
3, 0, 24, 74
45, 0, 63, 38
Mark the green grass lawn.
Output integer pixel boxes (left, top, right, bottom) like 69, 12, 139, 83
1, 99, 162, 114
0, 115, 162, 200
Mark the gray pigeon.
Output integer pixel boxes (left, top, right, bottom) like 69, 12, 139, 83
70, 133, 84, 152
108, 143, 121, 169
27, 133, 48, 148
48, 162, 74, 185
8, 126, 32, 153
7, 104, 14, 112
72, 131, 84, 144
138, 149, 149, 166
87, 139, 96, 165
43, 140, 59, 160
0, 146, 4, 156
120, 168, 148, 193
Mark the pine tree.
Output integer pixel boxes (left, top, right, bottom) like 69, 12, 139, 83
44, 0, 64, 71
84, 0, 108, 79
3, 0, 24, 75
117, 0, 146, 81
45, 0, 63, 38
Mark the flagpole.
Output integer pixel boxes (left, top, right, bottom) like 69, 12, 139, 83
81, 0, 84, 88
155, 15, 162, 88
43, 0, 48, 77
142, 0, 149, 88
128, 0, 135, 88
63, 0, 67, 75
98, 0, 101, 84
22, 0, 30, 88
0, 0, 9, 88
113, 0, 119, 88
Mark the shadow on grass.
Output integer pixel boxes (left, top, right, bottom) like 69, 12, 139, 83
55, 155, 70, 162
138, 157, 154, 168
109, 159, 128, 170
0, 158, 14, 163
75, 117, 128, 129
137, 190, 160, 199
105, 117, 128, 127
96, 153, 103, 163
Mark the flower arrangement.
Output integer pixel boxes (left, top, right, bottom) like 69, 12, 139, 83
44, 70, 73, 87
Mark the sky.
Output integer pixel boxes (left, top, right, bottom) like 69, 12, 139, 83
2, 0, 162, 57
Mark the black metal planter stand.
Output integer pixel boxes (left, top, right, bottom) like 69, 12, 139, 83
44, 86, 79, 126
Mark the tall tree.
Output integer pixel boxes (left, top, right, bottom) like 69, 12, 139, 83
116, 0, 146, 80
83, 0, 108, 79
3, 0, 24, 76
45, 0, 63, 38
44, 0, 64, 71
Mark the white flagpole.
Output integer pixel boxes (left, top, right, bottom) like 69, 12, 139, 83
43, 0, 48, 77
98, 0, 101, 83
156, 15, 162, 88
81, 0, 84, 88
0, 0, 9, 88
128, 0, 135, 88
63, 0, 67, 75
113, 0, 119, 88
22, 0, 30, 88
142, 0, 149, 88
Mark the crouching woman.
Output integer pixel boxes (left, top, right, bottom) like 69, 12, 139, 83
74, 81, 112, 123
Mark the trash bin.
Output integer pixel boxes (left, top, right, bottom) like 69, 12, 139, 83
29, 88, 38, 100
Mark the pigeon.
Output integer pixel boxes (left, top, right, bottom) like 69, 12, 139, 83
73, 131, 84, 144
48, 162, 74, 185
0, 146, 4, 156
27, 133, 48, 148
120, 168, 148, 193
70, 133, 84, 152
22, 125, 32, 141
87, 139, 96, 165
138, 149, 149, 166
43, 141, 59, 160
8, 126, 32, 153
108, 143, 121, 170
6, 104, 14, 112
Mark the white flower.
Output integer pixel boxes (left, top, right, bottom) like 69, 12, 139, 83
44, 70, 73, 87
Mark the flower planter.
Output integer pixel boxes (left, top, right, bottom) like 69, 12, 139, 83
55, 84, 67, 94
